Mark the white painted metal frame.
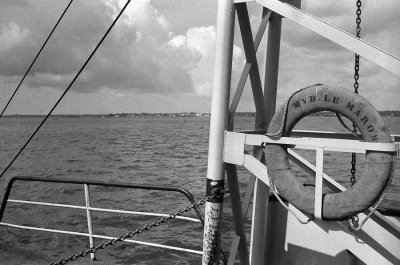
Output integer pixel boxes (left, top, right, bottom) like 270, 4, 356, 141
223, 130, 400, 264
245, 133, 399, 153
234, 0, 254, 3
224, 130, 399, 191
224, 130, 399, 184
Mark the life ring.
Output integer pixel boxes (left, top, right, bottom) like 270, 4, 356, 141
264, 84, 393, 221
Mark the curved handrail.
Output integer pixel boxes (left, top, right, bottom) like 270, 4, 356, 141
0, 176, 204, 225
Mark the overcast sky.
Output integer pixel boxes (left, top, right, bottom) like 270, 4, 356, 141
0, 0, 399, 114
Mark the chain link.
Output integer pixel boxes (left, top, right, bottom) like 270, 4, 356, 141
350, 153, 356, 186
353, 0, 361, 94
49, 190, 225, 265
351, 0, 362, 187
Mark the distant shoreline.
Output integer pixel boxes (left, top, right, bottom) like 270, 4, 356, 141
3, 110, 400, 118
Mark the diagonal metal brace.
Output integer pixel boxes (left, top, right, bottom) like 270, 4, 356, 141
228, 7, 272, 130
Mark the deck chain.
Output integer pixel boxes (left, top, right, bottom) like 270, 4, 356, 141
353, 0, 362, 93
351, 0, 362, 187
49, 189, 225, 265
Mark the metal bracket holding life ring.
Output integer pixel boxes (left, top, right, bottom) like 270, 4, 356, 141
264, 84, 394, 221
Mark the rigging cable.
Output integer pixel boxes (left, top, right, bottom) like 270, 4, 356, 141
0, 0, 74, 118
0, 0, 132, 180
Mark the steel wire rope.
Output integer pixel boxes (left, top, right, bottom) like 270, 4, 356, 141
0, 0, 132, 180
0, 0, 74, 118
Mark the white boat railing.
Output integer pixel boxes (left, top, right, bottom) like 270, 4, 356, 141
0, 178, 204, 261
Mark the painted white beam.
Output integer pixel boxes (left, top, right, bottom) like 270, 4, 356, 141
255, 0, 400, 76
244, 133, 398, 153
240, 129, 400, 143
243, 154, 271, 185
234, 0, 254, 3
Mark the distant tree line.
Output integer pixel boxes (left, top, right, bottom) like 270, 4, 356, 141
5, 110, 400, 118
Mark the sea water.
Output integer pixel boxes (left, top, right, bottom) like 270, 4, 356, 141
0, 115, 399, 264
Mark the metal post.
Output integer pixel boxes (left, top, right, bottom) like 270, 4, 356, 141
202, 0, 235, 264
250, 11, 282, 265
315, 146, 324, 220
225, 164, 250, 265
263, 12, 281, 124
84, 184, 95, 260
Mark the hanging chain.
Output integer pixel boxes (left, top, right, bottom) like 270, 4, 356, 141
353, 0, 362, 94
351, 0, 362, 187
350, 154, 356, 186
49, 190, 225, 265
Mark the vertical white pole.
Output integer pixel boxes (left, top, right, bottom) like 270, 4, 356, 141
315, 146, 324, 220
250, 11, 282, 265
202, 0, 235, 264
84, 184, 95, 260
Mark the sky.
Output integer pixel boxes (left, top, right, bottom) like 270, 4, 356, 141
0, 0, 399, 115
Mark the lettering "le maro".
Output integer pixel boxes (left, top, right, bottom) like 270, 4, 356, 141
292, 94, 378, 140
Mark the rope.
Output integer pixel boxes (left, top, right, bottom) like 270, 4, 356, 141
0, 0, 132, 180
0, 0, 75, 118
348, 154, 396, 232
334, 112, 358, 137
269, 178, 313, 224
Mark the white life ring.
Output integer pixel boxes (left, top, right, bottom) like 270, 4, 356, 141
264, 84, 394, 221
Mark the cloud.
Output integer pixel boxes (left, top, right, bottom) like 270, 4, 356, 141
166, 26, 245, 97
0, 22, 30, 51
168, 26, 216, 97
0, 0, 398, 114
0, 22, 34, 76
0, 0, 227, 96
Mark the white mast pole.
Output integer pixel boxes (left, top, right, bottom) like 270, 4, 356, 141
202, 0, 235, 264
